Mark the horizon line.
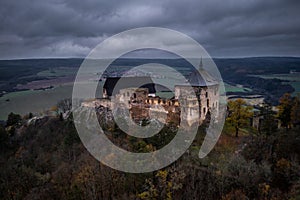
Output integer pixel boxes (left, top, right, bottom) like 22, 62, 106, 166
1, 55, 300, 61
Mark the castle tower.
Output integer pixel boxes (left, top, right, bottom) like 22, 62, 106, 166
174, 56, 220, 125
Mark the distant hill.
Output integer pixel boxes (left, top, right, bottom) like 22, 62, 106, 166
0, 57, 299, 104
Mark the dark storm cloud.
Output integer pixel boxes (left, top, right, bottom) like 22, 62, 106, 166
0, 0, 299, 59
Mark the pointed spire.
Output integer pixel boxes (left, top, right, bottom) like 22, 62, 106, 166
199, 56, 203, 70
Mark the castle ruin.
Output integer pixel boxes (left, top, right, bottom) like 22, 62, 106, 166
82, 59, 219, 126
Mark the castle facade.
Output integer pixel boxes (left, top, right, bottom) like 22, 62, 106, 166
82, 60, 219, 126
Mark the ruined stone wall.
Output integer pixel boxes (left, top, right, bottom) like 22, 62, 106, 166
81, 98, 112, 108
116, 88, 148, 106
81, 84, 219, 127
175, 84, 219, 123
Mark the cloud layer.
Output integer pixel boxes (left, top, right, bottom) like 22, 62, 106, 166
0, 0, 299, 59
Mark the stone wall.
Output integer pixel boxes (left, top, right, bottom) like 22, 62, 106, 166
81, 84, 219, 127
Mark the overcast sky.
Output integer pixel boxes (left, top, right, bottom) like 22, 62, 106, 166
0, 0, 299, 59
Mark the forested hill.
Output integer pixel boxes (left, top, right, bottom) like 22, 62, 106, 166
0, 108, 300, 199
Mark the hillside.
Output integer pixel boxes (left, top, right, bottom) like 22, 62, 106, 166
0, 111, 299, 199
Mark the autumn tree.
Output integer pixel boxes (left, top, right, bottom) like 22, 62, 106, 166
227, 99, 253, 137
138, 168, 186, 200
291, 96, 300, 127
277, 93, 293, 130
259, 103, 277, 136
6, 112, 22, 127
0, 125, 8, 151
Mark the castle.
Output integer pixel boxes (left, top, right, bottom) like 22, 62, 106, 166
82, 59, 219, 126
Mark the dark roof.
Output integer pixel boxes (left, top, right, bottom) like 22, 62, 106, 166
188, 68, 218, 86
175, 58, 218, 87
103, 76, 156, 96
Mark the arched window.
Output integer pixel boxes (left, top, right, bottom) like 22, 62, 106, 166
203, 107, 206, 114
205, 92, 208, 98
207, 99, 209, 107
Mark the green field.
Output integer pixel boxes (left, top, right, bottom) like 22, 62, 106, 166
0, 85, 73, 120
37, 67, 77, 77
0, 82, 105, 120
224, 83, 252, 93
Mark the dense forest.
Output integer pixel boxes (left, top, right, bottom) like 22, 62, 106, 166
0, 94, 300, 199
